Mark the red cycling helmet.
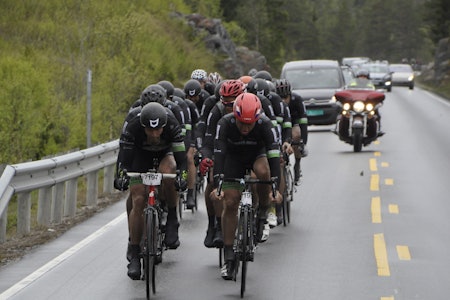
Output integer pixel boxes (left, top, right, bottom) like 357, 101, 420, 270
233, 93, 262, 124
220, 80, 244, 97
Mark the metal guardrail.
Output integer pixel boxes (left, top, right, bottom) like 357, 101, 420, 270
0, 140, 119, 243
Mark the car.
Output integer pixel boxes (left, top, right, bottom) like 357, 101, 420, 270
341, 65, 356, 86
389, 64, 415, 90
360, 62, 392, 92
280, 60, 345, 125
341, 57, 370, 67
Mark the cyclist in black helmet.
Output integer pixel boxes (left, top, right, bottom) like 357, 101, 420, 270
114, 102, 187, 280
275, 79, 308, 185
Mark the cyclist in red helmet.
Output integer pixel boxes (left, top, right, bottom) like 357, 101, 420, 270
209, 92, 282, 280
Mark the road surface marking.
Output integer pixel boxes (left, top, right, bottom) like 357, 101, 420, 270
374, 233, 390, 276
0, 212, 127, 299
389, 204, 399, 214
370, 158, 378, 171
385, 178, 394, 185
371, 197, 382, 223
381, 297, 394, 300
374, 151, 381, 156
381, 162, 389, 167
370, 174, 380, 191
397, 245, 411, 260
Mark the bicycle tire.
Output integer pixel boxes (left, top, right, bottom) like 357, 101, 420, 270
240, 207, 250, 298
144, 211, 157, 299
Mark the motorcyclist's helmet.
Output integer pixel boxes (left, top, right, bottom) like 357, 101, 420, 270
140, 102, 168, 128
140, 84, 166, 106
157, 80, 175, 99
183, 79, 202, 98
275, 79, 292, 98
233, 93, 262, 124
253, 70, 273, 81
220, 80, 244, 98
191, 69, 208, 82
356, 69, 370, 79
254, 78, 270, 97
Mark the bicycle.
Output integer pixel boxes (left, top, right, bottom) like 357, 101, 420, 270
126, 169, 177, 300
217, 173, 277, 298
280, 151, 296, 226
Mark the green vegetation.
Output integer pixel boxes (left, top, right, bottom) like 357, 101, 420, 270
0, 0, 218, 164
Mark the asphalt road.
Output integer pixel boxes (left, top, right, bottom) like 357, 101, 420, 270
0, 86, 449, 300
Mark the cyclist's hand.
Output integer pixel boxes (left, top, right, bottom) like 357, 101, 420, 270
269, 190, 283, 204
199, 158, 214, 176
282, 142, 293, 155
210, 188, 224, 201
114, 176, 129, 191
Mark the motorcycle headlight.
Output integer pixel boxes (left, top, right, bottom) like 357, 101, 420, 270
353, 101, 365, 113
343, 103, 351, 111
366, 103, 374, 111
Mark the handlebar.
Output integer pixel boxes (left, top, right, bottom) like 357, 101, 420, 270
216, 174, 278, 198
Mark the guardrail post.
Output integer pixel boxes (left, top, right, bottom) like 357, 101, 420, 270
17, 192, 31, 236
51, 182, 65, 223
86, 171, 98, 206
37, 187, 52, 226
64, 178, 78, 218
103, 165, 114, 194
0, 210, 6, 243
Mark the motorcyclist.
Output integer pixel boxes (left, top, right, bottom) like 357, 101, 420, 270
348, 70, 375, 90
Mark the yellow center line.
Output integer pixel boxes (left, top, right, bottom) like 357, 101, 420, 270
381, 162, 389, 167
374, 151, 381, 156
397, 245, 411, 260
389, 204, 399, 214
371, 197, 382, 223
370, 174, 380, 191
381, 297, 394, 300
370, 158, 378, 172
374, 233, 390, 276
385, 178, 394, 185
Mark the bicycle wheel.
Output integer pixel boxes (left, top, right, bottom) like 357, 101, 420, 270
144, 210, 157, 299
178, 192, 184, 220
239, 208, 250, 298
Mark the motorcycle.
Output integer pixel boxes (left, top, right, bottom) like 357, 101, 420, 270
333, 89, 385, 152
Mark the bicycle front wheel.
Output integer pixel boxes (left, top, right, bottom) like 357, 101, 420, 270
239, 207, 252, 298
144, 210, 157, 298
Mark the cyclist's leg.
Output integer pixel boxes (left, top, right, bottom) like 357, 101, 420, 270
186, 146, 196, 209
159, 154, 180, 249
221, 188, 240, 280
128, 183, 146, 279
292, 124, 302, 183
253, 155, 271, 241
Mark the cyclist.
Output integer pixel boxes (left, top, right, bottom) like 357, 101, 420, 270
114, 102, 187, 280
209, 93, 282, 280
275, 79, 308, 184
200, 79, 245, 248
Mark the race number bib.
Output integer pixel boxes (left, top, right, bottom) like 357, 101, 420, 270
241, 191, 252, 205
141, 173, 162, 186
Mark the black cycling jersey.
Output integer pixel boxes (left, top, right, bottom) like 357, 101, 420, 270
288, 92, 308, 144
213, 113, 281, 187
195, 94, 219, 149
117, 107, 186, 174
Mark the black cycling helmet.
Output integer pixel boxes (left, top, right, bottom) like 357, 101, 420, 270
183, 79, 202, 98
173, 87, 186, 99
254, 78, 270, 97
140, 84, 166, 105
275, 79, 292, 98
356, 69, 370, 79
253, 70, 273, 81
157, 80, 175, 99
140, 102, 168, 129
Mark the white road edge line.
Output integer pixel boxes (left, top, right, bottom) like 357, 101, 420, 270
0, 212, 127, 300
